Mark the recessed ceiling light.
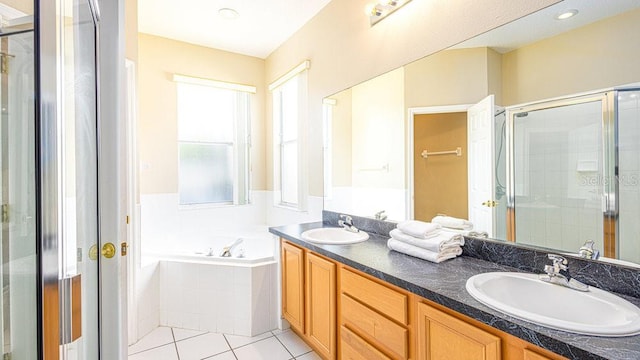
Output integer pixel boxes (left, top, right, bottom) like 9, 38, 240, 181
219, 8, 239, 20
556, 9, 578, 20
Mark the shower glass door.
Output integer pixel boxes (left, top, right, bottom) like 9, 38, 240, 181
0, 19, 37, 360
59, 0, 100, 359
508, 94, 609, 253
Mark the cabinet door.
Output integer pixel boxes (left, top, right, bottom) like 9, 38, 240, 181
305, 252, 336, 359
524, 349, 554, 360
282, 241, 305, 332
417, 302, 500, 360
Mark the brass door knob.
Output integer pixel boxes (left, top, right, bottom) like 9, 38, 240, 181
101, 243, 116, 259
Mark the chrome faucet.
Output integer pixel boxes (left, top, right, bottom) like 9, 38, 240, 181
374, 210, 387, 221
338, 214, 360, 233
539, 254, 589, 292
578, 240, 600, 260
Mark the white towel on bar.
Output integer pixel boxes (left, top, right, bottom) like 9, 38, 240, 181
396, 220, 441, 239
387, 238, 462, 263
390, 228, 464, 252
431, 215, 474, 230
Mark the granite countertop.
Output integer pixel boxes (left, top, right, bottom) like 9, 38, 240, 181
269, 222, 640, 360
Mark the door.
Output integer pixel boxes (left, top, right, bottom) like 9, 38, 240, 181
281, 240, 305, 333
305, 252, 336, 359
416, 302, 500, 360
467, 95, 496, 236
38, 0, 104, 358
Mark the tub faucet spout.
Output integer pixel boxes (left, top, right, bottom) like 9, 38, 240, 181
220, 238, 243, 257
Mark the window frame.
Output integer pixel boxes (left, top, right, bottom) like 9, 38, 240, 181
270, 61, 310, 211
175, 75, 255, 207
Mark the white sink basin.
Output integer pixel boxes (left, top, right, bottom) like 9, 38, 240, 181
301, 227, 369, 245
466, 272, 640, 336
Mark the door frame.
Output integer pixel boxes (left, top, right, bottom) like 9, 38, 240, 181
407, 105, 471, 220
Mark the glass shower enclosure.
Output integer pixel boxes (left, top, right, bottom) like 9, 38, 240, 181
506, 89, 640, 264
0, 9, 37, 360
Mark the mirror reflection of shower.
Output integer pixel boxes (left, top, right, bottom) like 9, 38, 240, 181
493, 109, 507, 239
494, 109, 507, 200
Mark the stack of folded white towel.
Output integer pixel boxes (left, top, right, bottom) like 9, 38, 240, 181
431, 215, 473, 231
387, 218, 468, 263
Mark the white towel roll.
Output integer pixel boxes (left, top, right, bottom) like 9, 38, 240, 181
390, 228, 464, 252
396, 220, 441, 239
387, 238, 462, 263
431, 215, 473, 230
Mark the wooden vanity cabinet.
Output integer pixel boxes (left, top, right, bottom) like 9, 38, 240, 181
281, 240, 336, 359
306, 251, 337, 359
281, 241, 305, 333
415, 299, 566, 360
339, 266, 414, 360
416, 301, 500, 360
281, 238, 566, 360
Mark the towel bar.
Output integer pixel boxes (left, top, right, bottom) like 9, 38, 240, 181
421, 147, 462, 159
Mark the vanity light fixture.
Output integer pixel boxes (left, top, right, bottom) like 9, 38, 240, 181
555, 9, 578, 20
366, 0, 412, 26
218, 7, 239, 20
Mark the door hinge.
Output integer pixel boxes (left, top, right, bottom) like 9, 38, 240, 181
1, 204, 8, 223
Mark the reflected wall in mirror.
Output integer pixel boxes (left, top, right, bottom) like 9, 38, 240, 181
323, 0, 640, 265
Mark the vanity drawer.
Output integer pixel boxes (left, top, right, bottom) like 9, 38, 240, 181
341, 325, 391, 360
340, 267, 408, 325
341, 294, 408, 359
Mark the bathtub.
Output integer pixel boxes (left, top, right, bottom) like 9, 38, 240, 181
141, 233, 279, 337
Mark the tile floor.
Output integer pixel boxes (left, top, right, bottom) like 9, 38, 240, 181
128, 326, 321, 360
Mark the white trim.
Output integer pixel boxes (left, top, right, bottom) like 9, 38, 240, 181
268, 60, 310, 91
406, 104, 473, 219
125, 59, 138, 345
173, 74, 257, 94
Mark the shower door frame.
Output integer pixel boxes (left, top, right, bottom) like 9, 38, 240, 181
505, 91, 617, 257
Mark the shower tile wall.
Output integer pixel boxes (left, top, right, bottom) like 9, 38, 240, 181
618, 90, 640, 264
514, 102, 603, 252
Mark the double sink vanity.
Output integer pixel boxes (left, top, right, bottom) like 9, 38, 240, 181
269, 213, 640, 360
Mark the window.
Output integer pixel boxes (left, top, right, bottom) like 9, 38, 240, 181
271, 61, 309, 210
176, 75, 253, 205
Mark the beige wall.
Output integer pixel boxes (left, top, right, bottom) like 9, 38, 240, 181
264, 0, 558, 196
351, 67, 405, 189
502, 8, 640, 106
329, 89, 352, 187
404, 47, 501, 108
2, 0, 32, 14
413, 113, 468, 222
138, 33, 266, 194
126, 0, 138, 62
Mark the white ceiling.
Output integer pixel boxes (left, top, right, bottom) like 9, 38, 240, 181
453, 0, 640, 53
138, 0, 333, 59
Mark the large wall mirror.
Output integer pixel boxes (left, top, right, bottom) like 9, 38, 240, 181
322, 0, 640, 266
